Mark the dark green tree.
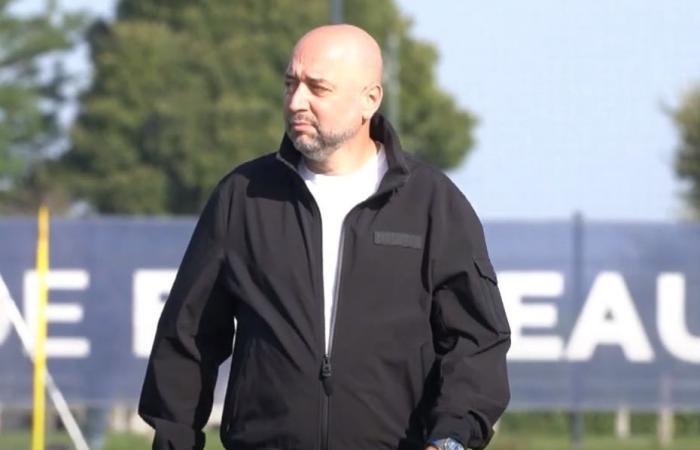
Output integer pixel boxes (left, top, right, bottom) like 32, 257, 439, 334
0, 0, 84, 212
674, 85, 700, 218
51, 0, 476, 214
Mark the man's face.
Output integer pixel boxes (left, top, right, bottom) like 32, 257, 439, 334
283, 43, 364, 161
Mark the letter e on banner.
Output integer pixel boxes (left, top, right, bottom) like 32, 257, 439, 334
23, 270, 90, 358
500, 271, 565, 361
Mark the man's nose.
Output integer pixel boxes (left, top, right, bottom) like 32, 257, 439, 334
286, 83, 310, 112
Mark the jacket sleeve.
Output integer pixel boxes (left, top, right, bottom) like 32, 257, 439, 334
426, 188, 511, 449
138, 182, 236, 450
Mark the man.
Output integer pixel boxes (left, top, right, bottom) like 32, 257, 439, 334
139, 24, 510, 450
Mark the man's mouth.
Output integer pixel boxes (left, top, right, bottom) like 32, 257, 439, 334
289, 121, 315, 130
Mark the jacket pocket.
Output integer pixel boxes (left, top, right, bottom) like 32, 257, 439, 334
473, 257, 510, 333
474, 257, 498, 284
223, 337, 255, 435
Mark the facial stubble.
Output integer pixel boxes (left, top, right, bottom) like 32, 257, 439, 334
286, 117, 359, 162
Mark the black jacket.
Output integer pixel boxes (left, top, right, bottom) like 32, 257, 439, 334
138, 114, 510, 450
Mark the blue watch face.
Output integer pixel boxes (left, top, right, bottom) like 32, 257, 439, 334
431, 438, 464, 450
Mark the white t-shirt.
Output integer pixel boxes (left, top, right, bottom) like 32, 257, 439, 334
298, 144, 388, 354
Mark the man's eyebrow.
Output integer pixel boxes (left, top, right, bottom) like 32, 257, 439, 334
305, 76, 331, 85
285, 73, 332, 85
283, 73, 334, 90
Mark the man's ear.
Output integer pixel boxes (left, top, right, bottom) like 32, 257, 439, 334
362, 83, 383, 121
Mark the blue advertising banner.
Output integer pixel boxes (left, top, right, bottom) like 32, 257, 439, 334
1, 218, 699, 411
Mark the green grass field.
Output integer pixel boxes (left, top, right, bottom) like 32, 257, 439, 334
5, 411, 700, 449
1, 431, 699, 450
488, 434, 700, 450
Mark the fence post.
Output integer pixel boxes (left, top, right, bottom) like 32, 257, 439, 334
657, 375, 674, 447
615, 405, 630, 439
111, 403, 129, 432
658, 407, 674, 447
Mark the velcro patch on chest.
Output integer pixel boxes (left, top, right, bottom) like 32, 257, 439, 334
373, 231, 423, 249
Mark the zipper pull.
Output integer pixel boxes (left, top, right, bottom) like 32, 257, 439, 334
320, 354, 333, 396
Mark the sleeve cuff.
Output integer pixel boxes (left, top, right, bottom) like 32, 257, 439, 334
426, 413, 471, 448
140, 414, 205, 450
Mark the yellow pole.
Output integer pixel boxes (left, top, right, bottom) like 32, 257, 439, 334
32, 206, 49, 450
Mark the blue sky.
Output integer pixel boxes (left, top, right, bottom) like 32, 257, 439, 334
13, 0, 700, 221
397, 1, 700, 221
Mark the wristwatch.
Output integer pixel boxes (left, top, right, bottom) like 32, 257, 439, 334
430, 437, 465, 450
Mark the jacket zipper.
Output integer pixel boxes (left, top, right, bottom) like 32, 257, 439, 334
307, 192, 330, 450
319, 218, 347, 450
318, 194, 396, 450
282, 160, 398, 450
320, 353, 332, 450
292, 175, 334, 450
285, 171, 329, 450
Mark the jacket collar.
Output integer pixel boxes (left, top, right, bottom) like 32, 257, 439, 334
275, 113, 411, 192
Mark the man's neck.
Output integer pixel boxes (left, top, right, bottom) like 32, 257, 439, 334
304, 136, 378, 176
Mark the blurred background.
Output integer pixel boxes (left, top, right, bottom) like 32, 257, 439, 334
1, 0, 699, 449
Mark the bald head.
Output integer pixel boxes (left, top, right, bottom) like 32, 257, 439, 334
283, 24, 384, 169
291, 24, 383, 87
